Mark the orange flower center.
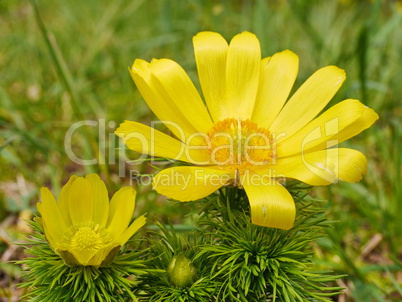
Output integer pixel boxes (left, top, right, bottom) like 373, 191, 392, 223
204, 118, 274, 174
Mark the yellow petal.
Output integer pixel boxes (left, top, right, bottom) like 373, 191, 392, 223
86, 246, 115, 267
85, 174, 109, 226
252, 50, 299, 128
270, 66, 346, 137
277, 99, 379, 157
193, 31, 228, 122
117, 214, 147, 245
106, 186, 136, 240
241, 180, 295, 230
153, 166, 234, 201
130, 59, 209, 139
130, 59, 193, 139
115, 120, 211, 164
70, 248, 97, 266
44, 230, 60, 252
261, 148, 367, 186
149, 58, 213, 133
67, 177, 94, 225
328, 148, 367, 183
58, 175, 78, 226
225, 31, 261, 120
38, 187, 68, 248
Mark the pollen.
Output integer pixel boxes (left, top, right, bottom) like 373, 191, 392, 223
204, 118, 274, 173
71, 227, 102, 250
63, 222, 111, 254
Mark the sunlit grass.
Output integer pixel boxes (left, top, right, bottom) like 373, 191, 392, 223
0, 0, 401, 300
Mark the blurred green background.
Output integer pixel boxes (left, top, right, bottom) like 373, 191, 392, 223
0, 0, 401, 300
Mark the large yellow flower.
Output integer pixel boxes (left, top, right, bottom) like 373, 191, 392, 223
116, 31, 378, 230
37, 174, 146, 267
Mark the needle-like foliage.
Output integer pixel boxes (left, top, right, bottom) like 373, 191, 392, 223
135, 221, 218, 302
134, 183, 344, 302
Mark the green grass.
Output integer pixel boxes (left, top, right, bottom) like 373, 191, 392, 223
0, 0, 401, 301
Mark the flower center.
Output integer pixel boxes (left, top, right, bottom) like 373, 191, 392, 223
204, 118, 274, 173
63, 222, 111, 254
71, 227, 102, 250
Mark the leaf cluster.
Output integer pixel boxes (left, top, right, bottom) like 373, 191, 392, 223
135, 184, 344, 301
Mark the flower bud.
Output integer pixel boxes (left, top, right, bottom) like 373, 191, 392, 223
167, 252, 197, 287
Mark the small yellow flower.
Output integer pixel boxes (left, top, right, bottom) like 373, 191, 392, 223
116, 31, 378, 230
37, 174, 146, 267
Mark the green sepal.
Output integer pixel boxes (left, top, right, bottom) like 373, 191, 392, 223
100, 245, 121, 267
57, 249, 80, 267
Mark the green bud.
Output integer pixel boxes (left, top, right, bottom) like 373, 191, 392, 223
167, 252, 197, 287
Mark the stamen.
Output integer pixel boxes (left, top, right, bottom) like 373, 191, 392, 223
71, 227, 101, 250
62, 222, 112, 254
204, 118, 274, 173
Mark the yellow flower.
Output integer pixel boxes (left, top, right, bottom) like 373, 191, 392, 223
37, 174, 146, 267
116, 31, 378, 230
